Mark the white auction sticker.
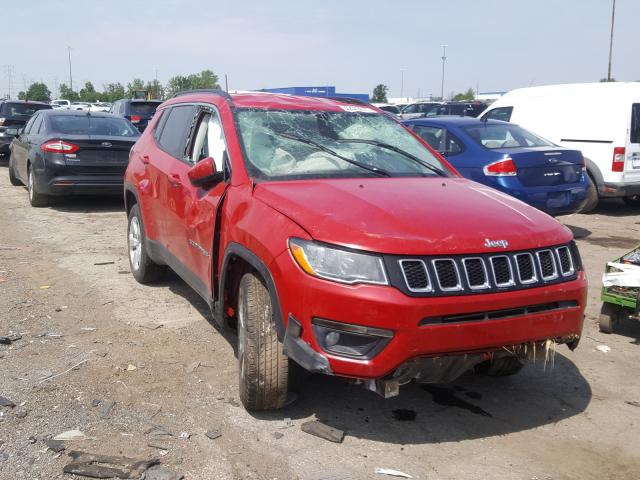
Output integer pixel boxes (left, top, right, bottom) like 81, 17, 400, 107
339, 105, 376, 113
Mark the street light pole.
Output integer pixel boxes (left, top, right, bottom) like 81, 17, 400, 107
440, 44, 448, 100
607, 0, 616, 81
67, 46, 73, 92
400, 68, 405, 102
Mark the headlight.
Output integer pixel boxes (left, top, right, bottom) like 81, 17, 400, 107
289, 238, 388, 285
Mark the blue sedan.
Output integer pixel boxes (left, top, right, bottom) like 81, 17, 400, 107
403, 117, 590, 216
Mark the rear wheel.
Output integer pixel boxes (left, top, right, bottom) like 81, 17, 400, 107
580, 174, 599, 213
598, 302, 622, 334
623, 195, 640, 208
475, 355, 525, 377
238, 272, 289, 411
8, 156, 22, 186
28, 167, 48, 207
127, 204, 165, 283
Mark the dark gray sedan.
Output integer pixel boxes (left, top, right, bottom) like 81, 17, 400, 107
7, 110, 139, 207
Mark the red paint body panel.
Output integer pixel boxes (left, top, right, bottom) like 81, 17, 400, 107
125, 91, 588, 382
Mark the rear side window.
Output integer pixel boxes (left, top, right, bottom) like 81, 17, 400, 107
483, 106, 513, 122
631, 103, 640, 144
129, 102, 161, 117
157, 105, 197, 159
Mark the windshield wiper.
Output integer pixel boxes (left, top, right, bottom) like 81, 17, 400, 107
336, 139, 449, 177
275, 132, 391, 177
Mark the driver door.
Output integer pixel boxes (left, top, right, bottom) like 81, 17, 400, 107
164, 106, 230, 298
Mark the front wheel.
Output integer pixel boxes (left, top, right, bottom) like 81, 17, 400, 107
127, 204, 165, 284
599, 302, 622, 334
8, 156, 22, 186
28, 168, 48, 207
623, 195, 640, 208
238, 272, 289, 411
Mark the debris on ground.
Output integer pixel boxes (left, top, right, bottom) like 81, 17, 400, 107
91, 399, 102, 407
186, 361, 200, 373
54, 430, 89, 441
63, 450, 159, 478
596, 345, 611, 353
142, 465, 184, 480
374, 468, 413, 478
145, 426, 173, 437
39, 359, 90, 384
0, 333, 22, 344
625, 400, 640, 407
204, 429, 222, 440
94, 262, 115, 266
179, 431, 190, 439
46, 439, 66, 453
300, 420, 344, 443
0, 396, 16, 408
126, 364, 137, 371
100, 400, 116, 419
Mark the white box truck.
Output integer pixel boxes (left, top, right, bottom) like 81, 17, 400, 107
480, 82, 640, 210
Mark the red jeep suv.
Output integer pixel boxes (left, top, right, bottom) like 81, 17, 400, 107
124, 90, 587, 411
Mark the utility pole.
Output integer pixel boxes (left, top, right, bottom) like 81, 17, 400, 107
400, 68, 405, 101
6, 65, 13, 99
225, 74, 228, 92
607, 0, 616, 81
440, 44, 448, 100
67, 46, 73, 92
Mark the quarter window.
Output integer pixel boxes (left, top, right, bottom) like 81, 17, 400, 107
157, 105, 197, 159
411, 125, 464, 156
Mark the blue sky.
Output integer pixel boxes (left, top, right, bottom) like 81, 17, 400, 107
3, 0, 638, 98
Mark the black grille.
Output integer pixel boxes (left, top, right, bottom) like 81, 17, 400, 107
391, 242, 580, 297
515, 253, 535, 282
557, 247, 572, 274
491, 256, 512, 285
433, 260, 459, 289
400, 260, 430, 291
538, 250, 556, 278
464, 258, 487, 288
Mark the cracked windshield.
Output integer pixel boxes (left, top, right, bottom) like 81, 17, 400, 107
236, 108, 448, 180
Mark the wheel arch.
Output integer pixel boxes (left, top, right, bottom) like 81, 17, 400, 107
218, 243, 285, 340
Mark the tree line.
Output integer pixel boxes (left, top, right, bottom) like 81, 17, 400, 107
16, 70, 220, 103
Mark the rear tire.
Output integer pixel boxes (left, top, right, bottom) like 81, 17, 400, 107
238, 272, 289, 411
580, 174, 599, 213
623, 195, 640, 208
28, 167, 48, 207
8, 156, 22, 186
598, 302, 621, 334
475, 355, 525, 377
127, 204, 165, 284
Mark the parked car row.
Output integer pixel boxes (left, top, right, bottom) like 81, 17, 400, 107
51, 99, 112, 112
2, 90, 588, 412
399, 101, 488, 120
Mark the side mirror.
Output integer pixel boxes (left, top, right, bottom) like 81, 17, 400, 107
187, 156, 223, 187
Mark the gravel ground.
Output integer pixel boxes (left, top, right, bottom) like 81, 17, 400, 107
0, 159, 639, 479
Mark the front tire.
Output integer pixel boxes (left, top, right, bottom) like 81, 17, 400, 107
28, 167, 48, 207
598, 302, 621, 334
127, 204, 165, 283
8, 156, 22, 186
238, 272, 289, 411
475, 355, 525, 377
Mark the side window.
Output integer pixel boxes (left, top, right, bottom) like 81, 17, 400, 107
157, 105, 198, 160
631, 103, 640, 144
33, 115, 44, 134
188, 109, 229, 174
23, 115, 38, 134
153, 109, 169, 142
411, 125, 445, 152
483, 106, 513, 122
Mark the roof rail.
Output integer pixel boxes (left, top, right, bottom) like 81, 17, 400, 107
172, 89, 233, 101
325, 96, 369, 106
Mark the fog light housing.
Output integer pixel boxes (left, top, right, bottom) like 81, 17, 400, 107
312, 318, 393, 359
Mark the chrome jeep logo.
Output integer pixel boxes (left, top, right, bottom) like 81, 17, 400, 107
484, 238, 509, 249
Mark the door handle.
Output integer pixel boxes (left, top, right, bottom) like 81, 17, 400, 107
169, 173, 182, 187
141, 155, 150, 165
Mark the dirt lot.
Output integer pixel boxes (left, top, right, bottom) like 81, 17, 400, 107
0, 160, 639, 480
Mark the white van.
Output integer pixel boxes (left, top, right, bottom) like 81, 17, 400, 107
480, 82, 640, 210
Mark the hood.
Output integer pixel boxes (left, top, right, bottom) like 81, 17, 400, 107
254, 177, 572, 255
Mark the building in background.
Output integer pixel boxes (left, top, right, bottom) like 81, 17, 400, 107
258, 86, 369, 103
